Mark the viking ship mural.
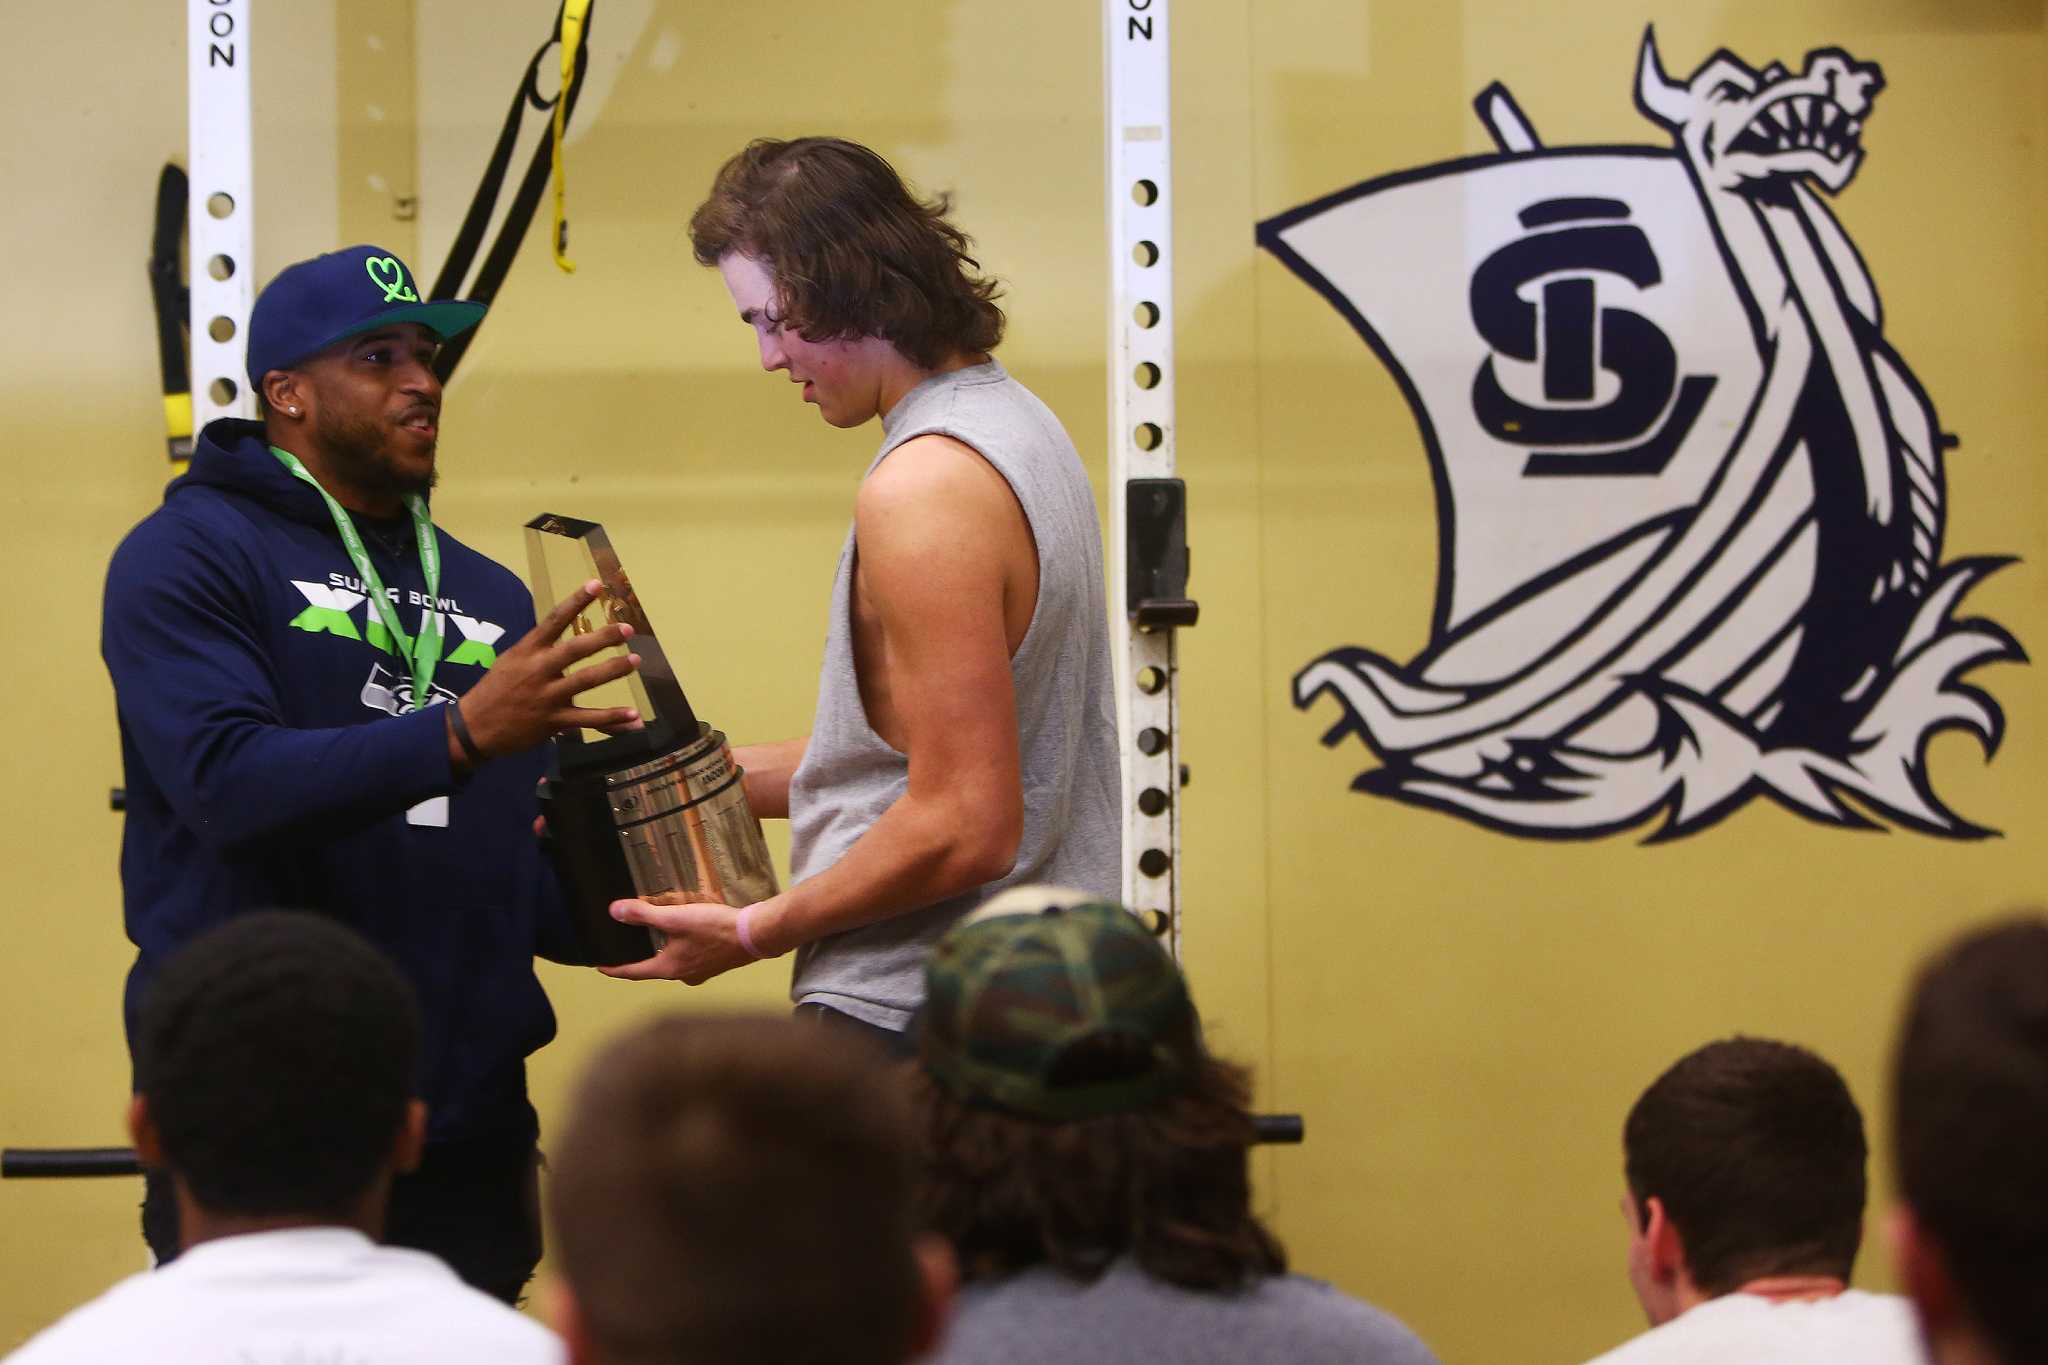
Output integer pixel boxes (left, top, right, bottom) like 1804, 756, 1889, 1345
1258, 29, 2022, 839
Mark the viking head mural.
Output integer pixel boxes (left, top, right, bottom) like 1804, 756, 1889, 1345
1636, 33, 1884, 195
1258, 28, 2020, 841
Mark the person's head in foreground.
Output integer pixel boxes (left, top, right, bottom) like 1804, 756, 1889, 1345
911, 886, 1441, 1365
913, 884, 1280, 1288
134, 909, 426, 1243
1587, 1034, 1920, 1365
689, 135, 1004, 427
1890, 915, 2048, 1365
17, 919, 550, 1365
548, 1015, 954, 1365
1622, 1036, 1866, 1320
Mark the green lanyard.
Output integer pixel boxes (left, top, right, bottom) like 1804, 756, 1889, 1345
271, 446, 443, 709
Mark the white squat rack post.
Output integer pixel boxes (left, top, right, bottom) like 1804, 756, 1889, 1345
190, 0, 255, 428
1106, 0, 1195, 957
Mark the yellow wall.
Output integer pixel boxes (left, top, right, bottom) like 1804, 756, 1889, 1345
1235, 5, 2045, 1360
2, 2, 2042, 1361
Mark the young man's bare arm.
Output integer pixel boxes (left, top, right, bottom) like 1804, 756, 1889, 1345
732, 736, 808, 820
604, 436, 1030, 983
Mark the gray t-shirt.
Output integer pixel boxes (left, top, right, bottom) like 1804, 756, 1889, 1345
932, 1260, 1441, 1365
787, 360, 1121, 1030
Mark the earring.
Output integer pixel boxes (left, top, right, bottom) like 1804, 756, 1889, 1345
288, 407, 300, 416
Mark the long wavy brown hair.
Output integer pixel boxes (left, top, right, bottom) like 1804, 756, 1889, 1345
911, 1039, 1288, 1292
688, 136, 1005, 369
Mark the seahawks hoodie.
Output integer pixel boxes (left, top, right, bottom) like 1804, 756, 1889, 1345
102, 418, 569, 1144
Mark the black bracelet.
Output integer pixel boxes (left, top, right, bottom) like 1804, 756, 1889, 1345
447, 701, 486, 766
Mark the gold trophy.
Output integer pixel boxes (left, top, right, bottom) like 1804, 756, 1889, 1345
527, 514, 779, 966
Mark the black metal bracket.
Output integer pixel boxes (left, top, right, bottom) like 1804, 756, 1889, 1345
1126, 477, 1198, 630
3, 1147, 143, 1178
1, 1117, 1298, 1174
1251, 1113, 1304, 1144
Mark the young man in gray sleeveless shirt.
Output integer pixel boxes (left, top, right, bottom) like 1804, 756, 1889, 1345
605, 137, 1120, 1048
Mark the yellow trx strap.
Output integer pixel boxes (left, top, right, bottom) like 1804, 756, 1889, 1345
551, 0, 593, 273
163, 394, 194, 476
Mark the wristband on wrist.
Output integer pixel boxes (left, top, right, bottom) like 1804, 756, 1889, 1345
736, 904, 772, 960
447, 700, 486, 767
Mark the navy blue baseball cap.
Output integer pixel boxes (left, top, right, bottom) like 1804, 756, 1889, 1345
245, 244, 486, 394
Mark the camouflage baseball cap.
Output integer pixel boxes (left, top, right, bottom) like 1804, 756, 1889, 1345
918, 885, 1196, 1121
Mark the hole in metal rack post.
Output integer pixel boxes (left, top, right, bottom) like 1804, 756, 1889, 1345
1136, 664, 1166, 694
206, 192, 235, 219
207, 254, 236, 281
1133, 362, 1160, 390
1139, 907, 1170, 935
1134, 301, 1159, 329
1132, 179, 1158, 206
1132, 240, 1159, 267
1138, 849, 1171, 880
207, 316, 236, 343
208, 377, 238, 405
1136, 726, 1167, 756
1137, 787, 1169, 817
1134, 422, 1162, 452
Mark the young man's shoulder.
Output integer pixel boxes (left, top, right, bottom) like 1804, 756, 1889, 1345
858, 433, 1028, 543
1581, 1290, 1922, 1365
864, 431, 999, 493
4, 1240, 562, 1364
1222, 1273, 1440, 1363
3, 1268, 164, 1363
943, 1264, 1437, 1365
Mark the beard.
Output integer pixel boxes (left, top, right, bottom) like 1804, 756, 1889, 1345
315, 405, 438, 502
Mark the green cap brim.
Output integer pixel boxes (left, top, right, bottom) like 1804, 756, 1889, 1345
331, 299, 488, 347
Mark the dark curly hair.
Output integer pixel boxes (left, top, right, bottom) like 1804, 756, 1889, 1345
688, 136, 1005, 369
136, 911, 419, 1220
912, 1037, 1287, 1292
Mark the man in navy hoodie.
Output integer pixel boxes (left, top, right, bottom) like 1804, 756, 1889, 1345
100, 243, 639, 1302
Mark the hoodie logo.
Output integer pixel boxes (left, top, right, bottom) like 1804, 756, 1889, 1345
287, 578, 506, 670
1256, 30, 2022, 841
361, 663, 460, 717
365, 255, 417, 304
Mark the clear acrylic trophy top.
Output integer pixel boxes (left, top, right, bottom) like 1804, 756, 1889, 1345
525, 514, 700, 773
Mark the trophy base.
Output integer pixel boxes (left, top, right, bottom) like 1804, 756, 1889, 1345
538, 725, 781, 968
537, 763, 666, 967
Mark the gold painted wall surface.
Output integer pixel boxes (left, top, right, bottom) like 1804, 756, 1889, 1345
1, 3, 2041, 1362
1231, 2, 2045, 1361
0, 0, 348, 1338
